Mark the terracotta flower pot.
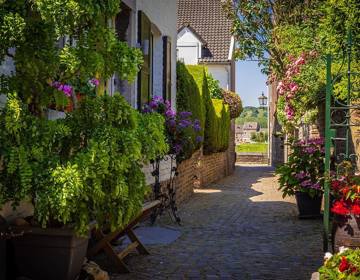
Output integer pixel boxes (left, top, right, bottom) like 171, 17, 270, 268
334, 215, 360, 252
11, 226, 88, 280
295, 192, 322, 219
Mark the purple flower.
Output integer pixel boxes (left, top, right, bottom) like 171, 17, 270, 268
167, 119, 176, 127
179, 111, 192, 119
89, 78, 100, 87
62, 85, 73, 97
295, 171, 307, 180
304, 146, 317, 154
196, 136, 203, 143
153, 96, 164, 103
165, 109, 176, 118
149, 100, 158, 109
178, 119, 192, 129
193, 119, 201, 132
300, 179, 312, 187
165, 100, 171, 108
173, 144, 182, 154
311, 183, 321, 190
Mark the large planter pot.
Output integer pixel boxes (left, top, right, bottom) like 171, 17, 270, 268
12, 227, 88, 280
334, 215, 360, 252
295, 192, 322, 219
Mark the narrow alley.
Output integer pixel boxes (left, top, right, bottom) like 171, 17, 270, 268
112, 165, 323, 280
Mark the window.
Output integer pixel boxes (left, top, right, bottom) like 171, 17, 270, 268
137, 11, 152, 109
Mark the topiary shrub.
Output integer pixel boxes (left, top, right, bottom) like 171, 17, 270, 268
204, 99, 230, 154
222, 90, 243, 119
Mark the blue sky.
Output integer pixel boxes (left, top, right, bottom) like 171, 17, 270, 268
235, 61, 268, 107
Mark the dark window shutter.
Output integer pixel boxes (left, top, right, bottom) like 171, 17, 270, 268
163, 36, 172, 101
137, 11, 151, 109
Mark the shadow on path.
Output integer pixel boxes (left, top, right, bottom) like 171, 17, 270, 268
110, 165, 323, 280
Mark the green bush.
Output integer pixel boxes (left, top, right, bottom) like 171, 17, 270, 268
178, 64, 231, 155
0, 94, 168, 236
177, 63, 208, 137
204, 99, 230, 154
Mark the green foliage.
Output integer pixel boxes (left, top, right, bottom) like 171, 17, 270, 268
222, 90, 243, 119
180, 64, 208, 141
182, 64, 231, 155
0, 94, 168, 236
0, 0, 143, 114
236, 143, 267, 153
319, 249, 360, 279
176, 62, 205, 155
250, 131, 268, 143
136, 112, 169, 163
204, 99, 230, 154
224, 0, 319, 75
236, 106, 268, 128
276, 138, 324, 198
206, 72, 223, 99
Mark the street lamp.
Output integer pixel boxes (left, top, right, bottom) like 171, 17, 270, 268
258, 92, 268, 107
258, 91, 270, 165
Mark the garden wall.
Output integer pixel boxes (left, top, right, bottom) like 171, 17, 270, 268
175, 120, 236, 204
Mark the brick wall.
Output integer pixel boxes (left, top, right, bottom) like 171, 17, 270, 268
175, 122, 236, 204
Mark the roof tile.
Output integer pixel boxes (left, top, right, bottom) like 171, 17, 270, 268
177, 0, 233, 63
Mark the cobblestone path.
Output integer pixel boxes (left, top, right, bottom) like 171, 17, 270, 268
111, 165, 323, 280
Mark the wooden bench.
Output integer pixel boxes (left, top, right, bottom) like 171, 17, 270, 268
87, 200, 161, 273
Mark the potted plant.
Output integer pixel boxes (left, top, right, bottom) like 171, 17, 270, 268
276, 137, 325, 218
330, 172, 360, 251
318, 247, 360, 279
0, 94, 168, 280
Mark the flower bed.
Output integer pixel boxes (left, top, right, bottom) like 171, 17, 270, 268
319, 247, 360, 279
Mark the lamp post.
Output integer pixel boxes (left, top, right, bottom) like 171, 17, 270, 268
258, 92, 270, 165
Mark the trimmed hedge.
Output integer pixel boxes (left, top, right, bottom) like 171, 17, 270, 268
204, 99, 230, 154
176, 62, 230, 155
177, 63, 208, 132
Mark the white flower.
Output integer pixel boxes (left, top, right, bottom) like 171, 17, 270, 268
339, 246, 349, 254
324, 252, 333, 260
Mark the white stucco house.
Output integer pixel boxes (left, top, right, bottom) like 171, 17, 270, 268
0, 0, 178, 112
177, 0, 236, 92
109, 0, 177, 110
0, 0, 178, 182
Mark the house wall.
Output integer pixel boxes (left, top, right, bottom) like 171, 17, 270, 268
177, 28, 202, 65
206, 64, 232, 91
136, 0, 177, 108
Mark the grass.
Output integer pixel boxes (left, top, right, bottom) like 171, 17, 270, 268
236, 143, 268, 153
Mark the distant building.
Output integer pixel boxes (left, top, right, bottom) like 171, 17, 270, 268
235, 122, 260, 144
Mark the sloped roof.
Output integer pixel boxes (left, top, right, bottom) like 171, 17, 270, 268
177, 0, 233, 63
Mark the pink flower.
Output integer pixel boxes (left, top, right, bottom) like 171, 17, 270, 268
289, 82, 299, 93
295, 57, 305, 66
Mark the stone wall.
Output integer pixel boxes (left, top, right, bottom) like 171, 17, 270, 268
236, 153, 268, 164
175, 121, 236, 204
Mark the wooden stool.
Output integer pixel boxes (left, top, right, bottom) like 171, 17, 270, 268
87, 200, 160, 273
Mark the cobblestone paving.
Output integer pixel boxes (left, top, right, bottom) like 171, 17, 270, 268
111, 165, 323, 280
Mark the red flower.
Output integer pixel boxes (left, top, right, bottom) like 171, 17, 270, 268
339, 256, 350, 272
342, 187, 350, 196
331, 201, 350, 216
351, 203, 360, 215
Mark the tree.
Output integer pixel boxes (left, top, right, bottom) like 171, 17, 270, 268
223, 0, 321, 75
